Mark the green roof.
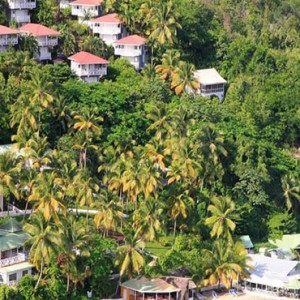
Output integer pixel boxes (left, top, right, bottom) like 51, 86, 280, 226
121, 277, 181, 293
269, 234, 300, 250
0, 218, 23, 233
0, 231, 30, 251
0, 261, 33, 274
239, 235, 254, 249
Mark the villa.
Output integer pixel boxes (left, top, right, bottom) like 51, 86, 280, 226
7, 0, 36, 24
89, 13, 126, 46
19, 23, 60, 61
70, 0, 103, 22
121, 276, 196, 300
0, 25, 19, 52
0, 219, 33, 286
114, 34, 147, 70
68, 51, 109, 83
193, 68, 227, 102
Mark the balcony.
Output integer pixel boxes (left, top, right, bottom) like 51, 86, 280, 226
77, 67, 107, 77
0, 253, 26, 268
114, 47, 143, 57
0, 37, 18, 46
8, 0, 36, 9
92, 25, 121, 35
37, 37, 58, 47
72, 7, 99, 18
11, 13, 31, 23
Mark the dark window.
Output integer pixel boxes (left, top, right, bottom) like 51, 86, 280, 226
9, 273, 17, 282
22, 270, 28, 276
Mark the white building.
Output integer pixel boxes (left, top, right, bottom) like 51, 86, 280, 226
0, 219, 33, 286
0, 25, 19, 52
8, 0, 36, 24
193, 68, 227, 102
59, 0, 71, 9
70, 0, 102, 22
114, 35, 147, 70
89, 13, 126, 46
68, 51, 109, 83
19, 23, 60, 61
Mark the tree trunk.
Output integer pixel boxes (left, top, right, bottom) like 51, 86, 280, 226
172, 219, 177, 250
35, 261, 44, 290
66, 274, 70, 293
0, 186, 3, 212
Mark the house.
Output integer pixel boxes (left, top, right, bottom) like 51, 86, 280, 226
7, 0, 36, 25
70, 0, 102, 22
244, 254, 300, 293
193, 68, 227, 102
114, 34, 147, 70
59, 0, 72, 9
121, 276, 196, 300
68, 51, 109, 83
239, 235, 254, 253
0, 26, 19, 53
19, 23, 60, 61
89, 13, 126, 46
0, 218, 33, 285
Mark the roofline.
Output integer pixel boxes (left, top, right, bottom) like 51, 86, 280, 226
120, 285, 181, 293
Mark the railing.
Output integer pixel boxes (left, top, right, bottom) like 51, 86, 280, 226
201, 88, 224, 94
77, 68, 107, 76
92, 26, 121, 35
0, 253, 26, 267
0, 38, 18, 46
38, 38, 58, 46
8, 0, 36, 9
114, 48, 143, 57
11, 14, 31, 23
72, 8, 99, 17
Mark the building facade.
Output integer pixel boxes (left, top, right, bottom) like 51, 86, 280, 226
0, 25, 19, 52
68, 51, 109, 83
7, 0, 36, 24
70, 0, 102, 22
90, 13, 126, 46
20, 23, 60, 61
0, 219, 33, 286
114, 35, 146, 70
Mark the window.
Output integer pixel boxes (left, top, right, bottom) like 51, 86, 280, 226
0, 275, 3, 283
134, 46, 138, 50
9, 273, 17, 282
12, 248, 17, 256
22, 270, 28, 276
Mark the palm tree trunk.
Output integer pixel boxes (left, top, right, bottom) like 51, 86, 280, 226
0, 186, 3, 212
66, 274, 70, 293
35, 261, 44, 290
172, 218, 177, 250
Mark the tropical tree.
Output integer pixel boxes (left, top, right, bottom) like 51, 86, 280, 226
18, 34, 39, 58
281, 173, 300, 210
205, 196, 237, 243
115, 233, 145, 278
171, 61, 200, 95
60, 24, 78, 57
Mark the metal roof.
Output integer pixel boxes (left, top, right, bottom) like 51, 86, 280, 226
0, 218, 23, 233
193, 68, 227, 85
239, 235, 254, 249
121, 277, 181, 293
0, 262, 33, 274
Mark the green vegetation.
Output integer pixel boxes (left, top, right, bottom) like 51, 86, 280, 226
0, 0, 299, 298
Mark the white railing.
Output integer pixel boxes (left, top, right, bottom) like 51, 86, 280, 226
12, 14, 31, 23
201, 87, 224, 94
72, 8, 99, 17
77, 68, 107, 76
114, 48, 142, 57
92, 26, 121, 35
0, 253, 26, 267
8, 0, 36, 9
38, 38, 58, 46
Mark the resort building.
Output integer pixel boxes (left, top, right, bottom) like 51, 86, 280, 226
59, 0, 72, 9
19, 23, 60, 61
89, 13, 126, 46
7, 0, 36, 25
114, 34, 147, 70
0, 219, 33, 286
0, 25, 19, 53
68, 51, 109, 83
70, 0, 102, 22
193, 68, 227, 102
243, 254, 300, 297
121, 276, 196, 300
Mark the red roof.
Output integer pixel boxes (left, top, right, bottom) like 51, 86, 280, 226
68, 51, 109, 64
114, 34, 145, 45
70, 0, 102, 5
91, 13, 122, 24
19, 23, 60, 37
0, 25, 19, 35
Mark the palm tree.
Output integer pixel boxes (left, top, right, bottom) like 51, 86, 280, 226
155, 49, 181, 81
28, 171, 66, 222
203, 240, 250, 289
115, 233, 145, 278
281, 173, 300, 210
171, 61, 200, 95
133, 198, 163, 242
205, 196, 237, 243
60, 25, 77, 57
24, 211, 61, 290
18, 34, 39, 58
148, 1, 181, 47
0, 152, 19, 212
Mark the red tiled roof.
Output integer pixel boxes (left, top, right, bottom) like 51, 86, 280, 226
114, 34, 145, 45
19, 23, 60, 37
91, 13, 122, 24
70, 0, 102, 5
68, 51, 109, 64
0, 25, 19, 35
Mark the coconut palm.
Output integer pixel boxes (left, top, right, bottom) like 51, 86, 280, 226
281, 173, 300, 210
171, 61, 200, 95
24, 211, 61, 289
205, 196, 237, 243
60, 25, 77, 57
115, 233, 145, 278
18, 34, 39, 58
